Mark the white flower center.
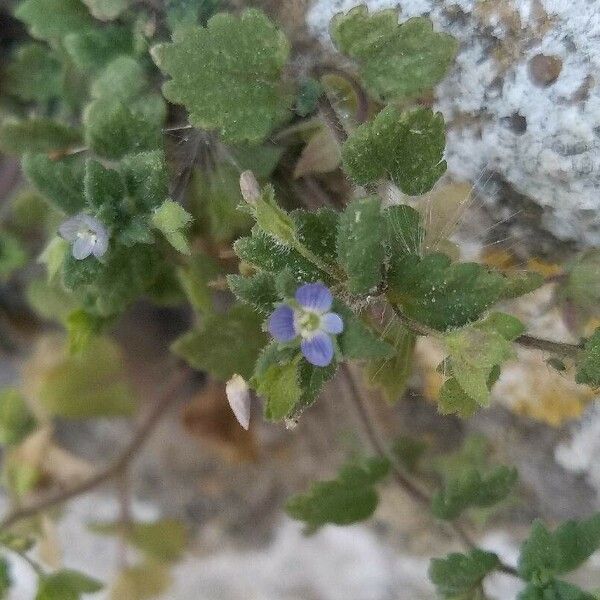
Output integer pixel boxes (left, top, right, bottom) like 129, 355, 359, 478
295, 309, 322, 338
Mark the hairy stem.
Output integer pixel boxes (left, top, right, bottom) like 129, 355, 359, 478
0, 366, 191, 531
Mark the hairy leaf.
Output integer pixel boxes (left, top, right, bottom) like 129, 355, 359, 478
519, 515, 600, 584
388, 253, 506, 331
364, 324, 416, 404
36, 569, 102, 600
84, 98, 162, 159
429, 549, 500, 599
0, 119, 81, 156
152, 9, 292, 143
23, 154, 85, 215
257, 360, 302, 421
151, 200, 193, 254
443, 325, 515, 406
171, 304, 267, 380
335, 304, 394, 360
337, 196, 384, 294
120, 151, 169, 212
227, 272, 278, 316
286, 457, 390, 529
432, 466, 518, 520
91, 55, 147, 101
342, 106, 446, 195
4, 43, 62, 102
330, 6, 458, 102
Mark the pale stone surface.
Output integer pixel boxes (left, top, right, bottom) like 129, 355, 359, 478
307, 0, 600, 246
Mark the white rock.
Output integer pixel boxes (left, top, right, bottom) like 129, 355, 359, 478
308, 0, 600, 245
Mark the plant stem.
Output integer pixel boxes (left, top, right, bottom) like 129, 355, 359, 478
389, 301, 583, 358
340, 364, 520, 578
0, 366, 191, 531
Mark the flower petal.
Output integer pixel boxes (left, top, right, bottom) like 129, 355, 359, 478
268, 305, 297, 342
301, 332, 334, 367
321, 312, 344, 335
295, 283, 332, 313
72, 236, 94, 260
92, 228, 109, 258
58, 216, 84, 242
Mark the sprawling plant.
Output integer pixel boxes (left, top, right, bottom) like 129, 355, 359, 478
0, 0, 599, 597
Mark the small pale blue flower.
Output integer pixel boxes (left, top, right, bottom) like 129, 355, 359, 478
59, 213, 109, 260
268, 283, 343, 367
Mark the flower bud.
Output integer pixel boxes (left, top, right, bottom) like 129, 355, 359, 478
225, 374, 251, 430
239, 170, 260, 205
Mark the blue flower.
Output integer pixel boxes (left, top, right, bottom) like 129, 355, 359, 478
59, 213, 109, 260
268, 283, 343, 367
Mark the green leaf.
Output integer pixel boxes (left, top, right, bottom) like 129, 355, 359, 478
63, 26, 134, 73
253, 186, 297, 246
66, 309, 107, 354
519, 581, 596, 600
337, 196, 384, 294
476, 311, 525, 341
285, 457, 390, 529
518, 515, 600, 584
0, 231, 27, 280
443, 325, 515, 406
176, 252, 220, 314
429, 549, 500, 599
188, 165, 252, 243
32, 336, 135, 418
431, 465, 518, 520
4, 43, 62, 102
234, 229, 330, 284
576, 327, 600, 388
152, 8, 292, 143
0, 119, 81, 156
91, 55, 147, 102
0, 388, 36, 446
227, 143, 283, 178
364, 324, 415, 403
330, 6, 458, 102
258, 359, 302, 421
84, 159, 125, 226
90, 519, 186, 562
171, 304, 267, 380
83, 0, 129, 20
342, 106, 447, 195
63, 244, 161, 316
36, 569, 102, 600
151, 200, 193, 254
84, 98, 162, 159
388, 254, 506, 331
227, 272, 278, 316
15, 0, 94, 40
559, 249, 600, 319
500, 271, 545, 300
120, 151, 169, 212
22, 154, 85, 215
336, 304, 394, 360
438, 376, 480, 418
293, 208, 339, 266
